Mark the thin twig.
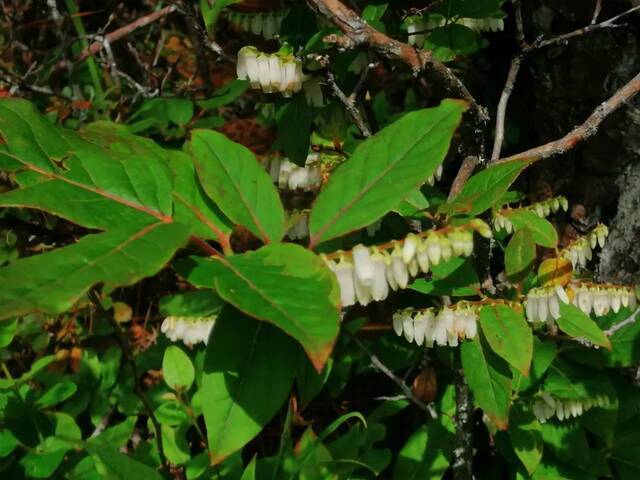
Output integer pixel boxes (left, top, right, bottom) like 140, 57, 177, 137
349, 334, 437, 418
448, 155, 479, 199
606, 307, 639, 336
591, 0, 603, 24
76, 5, 177, 63
452, 354, 474, 480
87, 290, 170, 472
497, 71, 640, 164
490, 55, 522, 162
326, 70, 371, 137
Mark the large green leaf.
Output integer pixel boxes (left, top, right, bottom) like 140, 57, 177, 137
507, 210, 558, 248
505, 228, 536, 280
479, 304, 532, 376
190, 129, 285, 244
556, 303, 611, 350
273, 93, 316, 166
0, 100, 174, 229
441, 160, 529, 218
461, 334, 512, 429
392, 420, 454, 480
202, 308, 295, 464
509, 405, 543, 475
163, 346, 195, 391
85, 440, 164, 480
0, 222, 189, 320
309, 100, 467, 246
178, 243, 340, 371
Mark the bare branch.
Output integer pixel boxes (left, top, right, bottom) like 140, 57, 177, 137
490, 56, 523, 162
591, 0, 603, 24
448, 155, 480, 199
305, 0, 488, 122
497, 71, 640, 164
606, 307, 639, 336
326, 70, 372, 137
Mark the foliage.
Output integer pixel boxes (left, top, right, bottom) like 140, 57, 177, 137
0, 1, 639, 479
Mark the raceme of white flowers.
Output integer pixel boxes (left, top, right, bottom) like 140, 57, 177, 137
560, 224, 609, 269
493, 196, 568, 233
525, 283, 637, 323
260, 153, 323, 192
392, 304, 479, 348
322, 220, 492, 307
532, 392, 610, 423
567, 283, 637, 317
225, 10, 288, 40
406, 14, 505, 47
161, 316, 216, 345
237, 47, 304, 97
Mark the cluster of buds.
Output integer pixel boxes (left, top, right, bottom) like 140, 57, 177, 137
525, 285, 570, 323
161, 316, 216, 345
532, 392, 610, 423
406, 14, 504, 47
493, 196, 568, 233
261, 153, 323, 192
225, 10, 288, 40
286, 211, 309, 240
425, 164, 444, 187
560, 224, 609, 268
568, 283, 637, 316
237, 46, 304, 96
392, 304, 479, 347
322, 220, 492, 307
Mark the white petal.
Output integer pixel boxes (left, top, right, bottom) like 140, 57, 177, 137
336, 261, 356, 307
413, 313, 428, 346
555, 285, 570, 304
537, 296, 549, 323
549, 295, 560, 320
402, 234, 418, 264
403, 315, 415, 343
416, 246, 430, 273
392, 313, 404, 336
426, 234, 441, 266
392, 255, 409, 289
370, 255, 389, 302
352, 244, 375, 286
353, 275, 371, 306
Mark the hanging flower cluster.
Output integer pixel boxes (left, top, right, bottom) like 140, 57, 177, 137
406, 14, 505, 47
559, 224, 609, 268
532, 393, 610, 423
160, 316, 216, 345
322, 220, 492, 307
260, 153, 323, 192
286, 211, 309, 240
525, 285, 570, 323
568, 283, 637, 316
525, 283, 637, 322
225, 10, 288, 40
237, 46, 304, 96
492, 195, 568, 233
391, 303, 479, 347
425, 164, 444, 187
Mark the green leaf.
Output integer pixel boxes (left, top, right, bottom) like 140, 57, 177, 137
479, 304, 532, 376
426, 25, 487, 60
435, 0, 505, 18
197, 80, 250, 110
240, 456, 257, 480
0, 100, 174, 230
273, 93, 315, 166
505, 228, 536, 280
507, 210, 558, 248
163, 346, 195, 391
35, 381, 77, 408
461, 334, 512, 429
190, 129, 285, 243
85, 440, 164, 480
543, 358, 613, 400
166, 98, 194, 127
159, 290, 225, 317
201, 308, 296, 464
0, 222, 189, 320
200, 0, 242, 34
392, 419, 454, 480
556, 303, 611, 349
179, 243, 340, 371
0, 318, 17, 347
310, 100, 467, 246
410, 257, 480, 297
512, 338, 556, 392
509, 405, 543, 475
441, 160, 529, 218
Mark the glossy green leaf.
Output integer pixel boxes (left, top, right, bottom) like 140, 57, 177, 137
479, 304, 533, 376
85, 440, 164, 479
441, 160, 529, 218
509, 405, 543, 475
190, 129, 285, 243
240, 456, 257, 480
512, 338, 556, 392
557, 303, 611, 349
159, 289, 225, 317
179, 243, 340, 371
461, 334, 512, 429
197, 80, 250, 110
392, 420, 454, 480
410, 257, 480, 297
505, 228, 536, 280
163, 346, 195, 391
0, 318, 17, 348
310, 100, 467, 246
507, 210, 558, 248
201, 308, 296, 464
274, 93, 316, 166
35, 381, 77, 408
0, 222, 189, 320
